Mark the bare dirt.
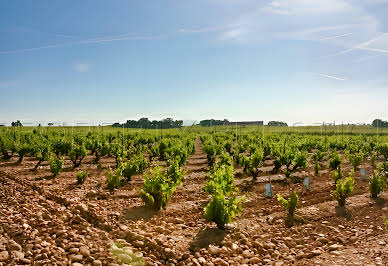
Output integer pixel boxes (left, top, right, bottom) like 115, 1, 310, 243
1, 139, 387, 265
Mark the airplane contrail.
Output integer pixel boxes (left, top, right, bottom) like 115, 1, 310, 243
312, 72, 346, 81
0, 23, 239, 54
0, 33, 167, 54
179, 24, 240, 34
318, 33, 352, 41
322, 33, 387, 58
55, 34, 80, 38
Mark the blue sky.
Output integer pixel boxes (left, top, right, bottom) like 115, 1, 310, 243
1, 0, 387, 126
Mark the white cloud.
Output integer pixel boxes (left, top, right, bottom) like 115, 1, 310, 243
219, 28, 250, 40
73, 63, 91, 72
262, 0, 351, 15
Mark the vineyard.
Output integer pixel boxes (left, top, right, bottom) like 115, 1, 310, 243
0, 126, 388, 265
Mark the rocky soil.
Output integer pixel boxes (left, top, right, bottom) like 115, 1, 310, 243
1, 139, 387, 265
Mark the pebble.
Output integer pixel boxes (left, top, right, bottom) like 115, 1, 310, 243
7, 240, 22, 251
70, 254, 83, 262
213, 258, 229, 266
231, 243, 239, 250
0, 251, 9, 262
316, 237, 328, 244
93, 260, 103, 266
249, 257, 261, 264
80, 246, 90, 257
312, 249, 322, 256
11, 250, 25, 260
209, 246, 219, 255
264, 242, 276, 249
328, 244, 344, 251
198, 257, 206, 264
69, 247, 79, 254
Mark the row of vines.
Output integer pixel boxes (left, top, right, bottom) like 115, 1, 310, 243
1, 127, 387, 228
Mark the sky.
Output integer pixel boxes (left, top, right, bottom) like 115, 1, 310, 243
0, 0, 387, 126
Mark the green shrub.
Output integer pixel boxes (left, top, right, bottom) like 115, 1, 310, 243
376, 161, 388, 178
314, 161, 320, 176
218, 152, 233, 168
329, 152, 342, 170
110, 143, 127, 167
312, 150, 326, 163
370, 171, 384, 198
32, 141, 51, 169
76, 170, 88, 184
333, 167, 343, 185
293, 151, 308, 169
273, 150, 295, 174
69, 143, 87, 168
16, 142, 32, 163
246, 149, 264, 180
50, 158, 63, 176
333, 170, 355, 207
106, 169, 121, 190
157, 139, 170, 160
347, 151, 364, 171
239, 155, 250, 173
149, 144, 159, 160
86, 138, 110, 163
276, 190, 299, 227
203, 141, 222, 168
120, 161, 139, 181
167, 159, 184, 185
370, 152, 377, 167
205, 164, 235, 196
120, 154, 148, 181
224, 141, 232, 155
377, 144, 388, 160
204, 193, 244, 230
139, 167, 176, 210
164, 144, 188, 166
0, 136, 12, 159
52, 140, 71, 157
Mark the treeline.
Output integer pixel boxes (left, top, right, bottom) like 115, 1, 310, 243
268, 121, 288, 126
373, 119, 388, 128
199, 119, 229, 127
112, 118, 183, 129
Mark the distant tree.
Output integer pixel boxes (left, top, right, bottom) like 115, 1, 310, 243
112, 118, 183, 129
199, 119, 229, 127
268, 121, 288, 126
138, 117, 151, 128
11, 120, 23, 127
372, 119, 388, 128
